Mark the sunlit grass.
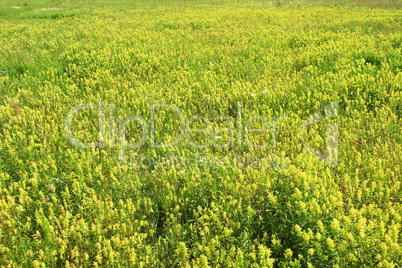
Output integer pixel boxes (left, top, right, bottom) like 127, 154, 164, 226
0, 0, 401, 266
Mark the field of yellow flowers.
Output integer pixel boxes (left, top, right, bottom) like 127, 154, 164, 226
1, 0, 402, 267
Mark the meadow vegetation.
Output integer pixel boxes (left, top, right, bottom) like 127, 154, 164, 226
0, 0, 402, 266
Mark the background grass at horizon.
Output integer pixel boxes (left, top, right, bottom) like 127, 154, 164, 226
1, 0, 401, 18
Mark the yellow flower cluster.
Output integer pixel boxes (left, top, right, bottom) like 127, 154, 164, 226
0, 0, 401, 266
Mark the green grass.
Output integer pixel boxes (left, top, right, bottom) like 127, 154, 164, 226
0, 0, 60, 17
